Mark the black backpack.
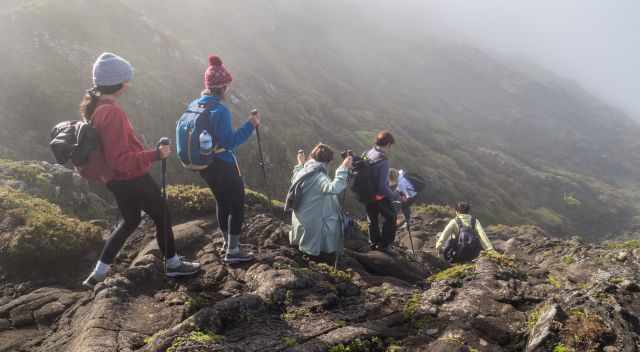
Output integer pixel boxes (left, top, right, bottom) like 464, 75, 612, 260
49, 120, 100, 166
350, 154, 385, 204
443, 216, 482, 263
405, 172, 428, 193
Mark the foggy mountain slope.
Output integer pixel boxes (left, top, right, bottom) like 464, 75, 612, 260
0, 0, 639, 238
0, 0, 203, 161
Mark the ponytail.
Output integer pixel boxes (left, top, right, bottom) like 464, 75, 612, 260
79, 87, 99, 121
79, 83, 124, 121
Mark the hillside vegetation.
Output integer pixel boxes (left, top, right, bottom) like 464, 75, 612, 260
0, 0, 639, 239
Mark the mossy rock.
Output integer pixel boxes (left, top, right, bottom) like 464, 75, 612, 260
166, 184, 284, 222
0, 159, 111, 220
412, 204, 456, 218
246, 188, 285, 211
0, 186, 103, 275
427, 263, 476, 283
166, 184, 216, 221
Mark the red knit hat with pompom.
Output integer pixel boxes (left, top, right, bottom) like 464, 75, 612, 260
204, 55, 232, 89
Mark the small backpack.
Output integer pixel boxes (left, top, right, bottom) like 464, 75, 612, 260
443, 216, 482, 263
350, 154, 385, 204
49, 120, 100, 166
176, 100, 223, 170
405, 172, 428, 193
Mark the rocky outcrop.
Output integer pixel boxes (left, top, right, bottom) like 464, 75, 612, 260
0, 203, 638, 352
0, 159, 112, 220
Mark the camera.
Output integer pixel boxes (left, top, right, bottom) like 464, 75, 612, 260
341, 149, 354, 159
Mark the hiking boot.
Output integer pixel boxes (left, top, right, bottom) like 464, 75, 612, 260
223, 251, 255, 264
82, 272, 105, 289
382, 245, 398, 256
166, 260, 201, 278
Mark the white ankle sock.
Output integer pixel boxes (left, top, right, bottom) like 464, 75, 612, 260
93, 261, 110, 278
166, 255, 181, 269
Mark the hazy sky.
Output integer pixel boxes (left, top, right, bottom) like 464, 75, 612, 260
369, 0, 640, 118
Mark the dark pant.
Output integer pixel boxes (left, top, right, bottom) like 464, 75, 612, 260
199, 157, 245, 235
366, 199, 397, 248
100, 174, 176, 264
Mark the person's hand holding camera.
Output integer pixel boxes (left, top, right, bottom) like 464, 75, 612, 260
341, 156, 353, 169
297, 150, 306, 165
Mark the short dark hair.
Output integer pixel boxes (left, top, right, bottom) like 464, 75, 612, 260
456, 202, 471, 214
375, 130, 395, 147
310, 143, 334, 163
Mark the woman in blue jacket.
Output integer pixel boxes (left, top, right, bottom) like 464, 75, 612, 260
197, 55, 260, 263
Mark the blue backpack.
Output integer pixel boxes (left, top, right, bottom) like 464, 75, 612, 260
176, 100, 225, 170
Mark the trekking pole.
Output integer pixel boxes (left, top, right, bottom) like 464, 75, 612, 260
158, 137, 171, 275
252, 109, 274, 214
407, 216, 416, 257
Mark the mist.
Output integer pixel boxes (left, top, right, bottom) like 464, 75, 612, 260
392, 0, 640, 118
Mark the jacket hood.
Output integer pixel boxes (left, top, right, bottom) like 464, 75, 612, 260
366, 146, 385, 161
292, 159, 327, 184
197, 94, 221, 106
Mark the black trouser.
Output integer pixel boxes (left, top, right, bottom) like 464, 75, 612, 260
199, 157, 245, 235
366, 199, 397, 248
100, 174, 176, 264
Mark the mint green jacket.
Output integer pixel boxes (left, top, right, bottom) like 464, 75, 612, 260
289, 160, 349, 256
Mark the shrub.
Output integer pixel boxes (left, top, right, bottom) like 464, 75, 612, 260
0, 186, 103, 275
166, 184, 215, 221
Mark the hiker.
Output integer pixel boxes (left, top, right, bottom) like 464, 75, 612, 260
364, 131, 401, 252
389, 168, 418, 228
194, 55, 260, 263
436, 202, 494, 263
80, 53, 200, 288
289, 144, 353, 258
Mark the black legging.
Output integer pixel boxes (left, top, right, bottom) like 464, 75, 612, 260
199, 157, 245, 235
366, 199, 397, 247
100, 174, 176, 264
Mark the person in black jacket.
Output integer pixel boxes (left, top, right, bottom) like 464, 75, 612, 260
364, 131, 401, 252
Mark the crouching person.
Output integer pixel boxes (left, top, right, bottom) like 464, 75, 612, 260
289, 144, 353, 258
435, 202, 494, 263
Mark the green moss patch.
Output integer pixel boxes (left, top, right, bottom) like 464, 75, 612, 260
328, 336, 389, 352
166, 184, 216, 221
412, 204, 456, 218
427, 263, 476, 283
481, 250, 515, 267
0, 186, 103, 274
246, 188, 285, 208
314, 262, 353, 283
605, 240, 640, 250
167, 330, 223, 352
403, 293, 422, 321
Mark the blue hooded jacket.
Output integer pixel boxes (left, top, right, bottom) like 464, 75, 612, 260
194, 95, 255, 164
